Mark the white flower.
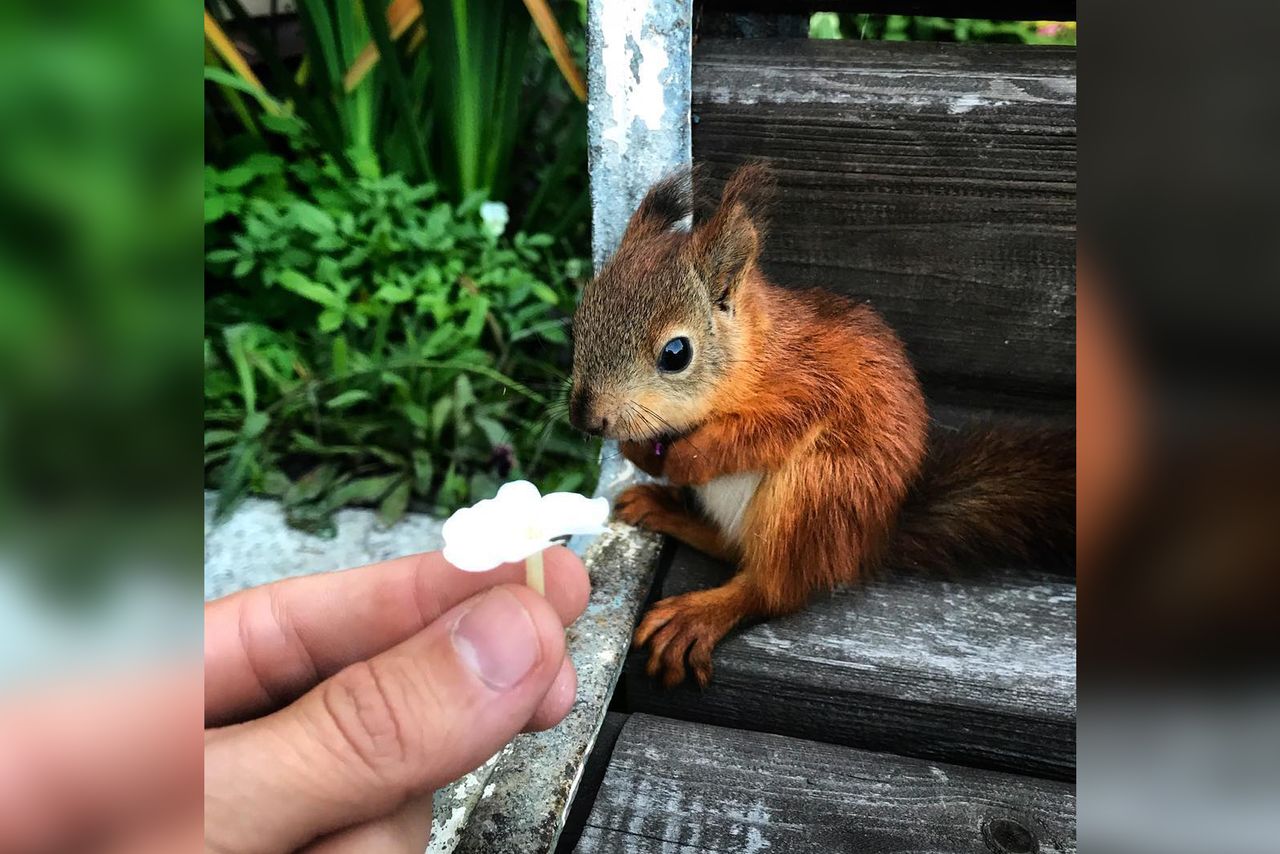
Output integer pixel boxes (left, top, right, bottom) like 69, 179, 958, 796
479, 201, 509, 239
442, 480, 608, 573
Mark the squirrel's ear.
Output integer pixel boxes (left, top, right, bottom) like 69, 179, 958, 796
692, 163, 772, 306
621, 169, 694, 241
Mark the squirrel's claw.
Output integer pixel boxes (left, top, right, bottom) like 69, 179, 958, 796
634, 589, 736, 688
613, 484, 683, 529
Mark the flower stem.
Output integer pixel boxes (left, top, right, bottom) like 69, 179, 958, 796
526, 550, 545, 595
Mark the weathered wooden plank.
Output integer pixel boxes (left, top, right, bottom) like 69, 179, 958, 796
693, 39, 1076, 411
575, 714, 1076, 853
701, 0, 1077, 21
555, 713, 630, 854
624, 543, 1076, 779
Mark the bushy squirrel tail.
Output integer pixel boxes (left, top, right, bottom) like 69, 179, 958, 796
885, 424, 1076, 575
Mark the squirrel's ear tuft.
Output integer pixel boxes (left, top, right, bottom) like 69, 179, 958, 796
622, 169, 695, 240
692, 162, 773, 305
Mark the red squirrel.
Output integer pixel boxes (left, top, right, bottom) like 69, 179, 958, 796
569, 164, 1075, 688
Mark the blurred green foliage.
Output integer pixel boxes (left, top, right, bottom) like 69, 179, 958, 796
810, 13, 1077, 45
205, 119, 596, 531
0, 1, 202, 597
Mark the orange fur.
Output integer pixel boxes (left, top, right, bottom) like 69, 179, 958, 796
621, 273, 928, 686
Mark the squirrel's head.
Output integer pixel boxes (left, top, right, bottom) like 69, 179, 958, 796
570, 164, 771, 441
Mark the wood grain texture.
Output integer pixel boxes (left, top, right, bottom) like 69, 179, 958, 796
556, 713, 631, 854
575, 714, 1076, 853
693, 39, 1076, 411
700, 1, 1077, 23
624, 544, 1076, 779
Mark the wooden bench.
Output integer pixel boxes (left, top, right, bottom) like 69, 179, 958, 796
565, 3, 1076, 852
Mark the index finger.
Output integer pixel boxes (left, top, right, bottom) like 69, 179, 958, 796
204, 546, 589, 726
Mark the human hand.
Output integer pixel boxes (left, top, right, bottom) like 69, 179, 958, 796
204, 546, 590, 854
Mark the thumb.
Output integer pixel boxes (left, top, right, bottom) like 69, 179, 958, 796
204, 584, 566, 854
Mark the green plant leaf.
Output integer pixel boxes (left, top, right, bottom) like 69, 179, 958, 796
378, 478, 412, 526
412, 449, 435, 495
223, 324, 258, 413
381, 370, 410, 392
206, 248, 239, 264
277, 269, 344, 310
404, 402, 429, 429
331, 474, 400, 506
460, 295, 491, 338
474, 415, 509, 447
205, 196, 233, 223
326, 389, 373, 410
430, 396, 452, 439
242, 411, 270, 439
318, 310, 344, 333
375, 283, 414, 304
284, 501, 339, 537
203, 65, 283, 114
530, 282, 559, 304
332, 335, 350, 375
204, 429, 239, 448
292, 202, 337, 234
284, 463, 339, 507
468, 472, 500, 502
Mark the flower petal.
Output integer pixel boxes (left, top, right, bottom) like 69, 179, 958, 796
497, 538, 557, 565
496, 479, 540, 503
443, 499, 517, 572
442, 539, 506, 572
539, 493, 610, 537
495, 480, 542, 519
441, 480, 606, 572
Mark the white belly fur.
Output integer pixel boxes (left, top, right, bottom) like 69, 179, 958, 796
694, 470, 762, 544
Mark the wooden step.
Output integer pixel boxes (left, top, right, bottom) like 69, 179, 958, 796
694, 38, 1076, 413
701, 1, 1076, 18
624, 543, 1076, 779
574, 713, 1076, 853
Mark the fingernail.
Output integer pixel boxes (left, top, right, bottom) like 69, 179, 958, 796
451, 589, 541, 690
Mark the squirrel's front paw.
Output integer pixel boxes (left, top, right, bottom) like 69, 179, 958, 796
633, 590, 739, 688
614, 484, 684, 529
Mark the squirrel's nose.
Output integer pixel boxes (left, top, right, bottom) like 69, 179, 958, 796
569, 389, 608, 436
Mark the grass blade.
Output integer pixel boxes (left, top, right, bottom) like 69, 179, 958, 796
520, 0, 586, 102
361, 0, 432, 182
204, 65, 283, 116
204, 10, 268, 93
344, 0, 423, 93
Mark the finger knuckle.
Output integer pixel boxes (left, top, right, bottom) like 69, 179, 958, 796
321, 659, 418, 784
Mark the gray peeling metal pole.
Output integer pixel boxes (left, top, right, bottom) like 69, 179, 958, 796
455, 4, 691, 853
588, 0, 692, 268
583, 0, 692, 506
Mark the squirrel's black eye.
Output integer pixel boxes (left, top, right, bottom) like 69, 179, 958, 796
657, 337, 692, 373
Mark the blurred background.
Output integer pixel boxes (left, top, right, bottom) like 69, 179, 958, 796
1080, 3, 1280, 851
0, 0, 199, 675
0, 0, 1278, 851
